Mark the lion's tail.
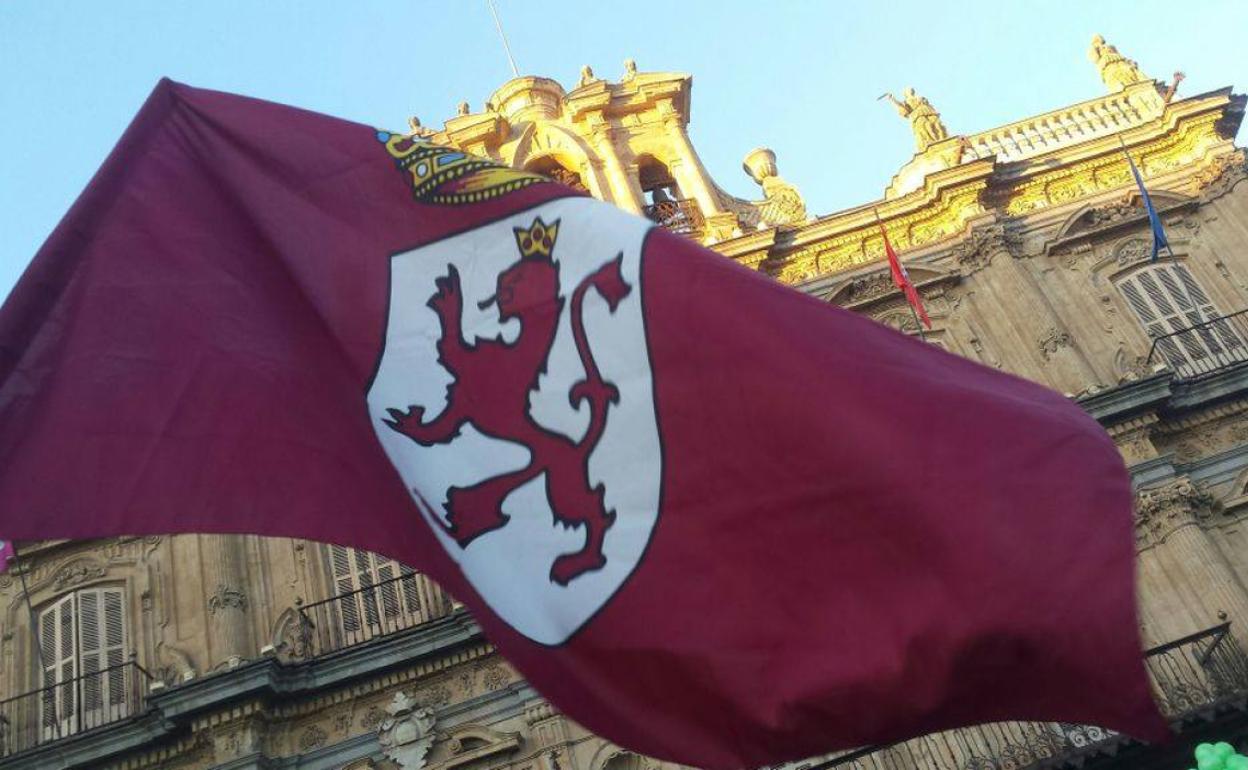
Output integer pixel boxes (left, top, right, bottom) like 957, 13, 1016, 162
569, 254, 631, 451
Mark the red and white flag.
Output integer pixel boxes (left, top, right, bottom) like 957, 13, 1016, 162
0, 80, 1164, 768
879, 217, 932, 329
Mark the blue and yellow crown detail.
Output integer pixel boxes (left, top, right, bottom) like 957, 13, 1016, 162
376, 130, 545, 205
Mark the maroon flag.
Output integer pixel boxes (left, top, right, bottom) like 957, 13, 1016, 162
0, 81, 1164, 768
0, 540, 12, 575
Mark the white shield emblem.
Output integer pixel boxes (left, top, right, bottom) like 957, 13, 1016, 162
367, 197, 662, 645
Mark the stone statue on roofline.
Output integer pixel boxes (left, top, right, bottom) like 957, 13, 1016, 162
577, 65, 600, 89
622, 58, 638, 81
881, 87, 948, 153
743, 147, 806, 227
1089, 34, 1150, 92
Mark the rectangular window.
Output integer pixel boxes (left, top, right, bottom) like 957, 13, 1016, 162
36, 587, 128, 739
327, 546, 427, 641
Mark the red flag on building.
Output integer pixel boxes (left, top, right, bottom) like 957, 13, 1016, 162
878, 213, 932, 329
0, 81, 1164, 768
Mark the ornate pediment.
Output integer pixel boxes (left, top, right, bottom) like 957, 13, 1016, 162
1047, 189, 1194, 250
814, 263, 957, 310
431, 724, 522, 770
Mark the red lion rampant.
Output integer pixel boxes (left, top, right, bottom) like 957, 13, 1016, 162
385, 217, 632, 586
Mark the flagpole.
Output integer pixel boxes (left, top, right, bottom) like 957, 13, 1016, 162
873, 208, 927, 341
11, 540, 65, 741
486, 0, 521, 79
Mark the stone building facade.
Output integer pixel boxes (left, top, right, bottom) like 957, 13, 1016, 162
2, 34, 1248, 770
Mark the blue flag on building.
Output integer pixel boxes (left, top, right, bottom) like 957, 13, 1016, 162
1121, 138, 1171, 262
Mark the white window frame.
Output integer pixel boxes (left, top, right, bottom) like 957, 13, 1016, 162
36, 586, 128, 739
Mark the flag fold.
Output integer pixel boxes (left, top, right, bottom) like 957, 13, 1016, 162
0, 80, 1165, 769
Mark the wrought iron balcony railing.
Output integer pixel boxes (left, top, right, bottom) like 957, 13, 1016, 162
808, 622, 1248, 770
643, 198, 706, 239
296, 572, 433, 658
0, 658, 151, 759
1146, 309, 1248, 382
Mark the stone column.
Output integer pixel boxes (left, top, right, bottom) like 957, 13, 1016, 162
1135, 477, 1248, 647
588, 127, 642, 213
662, 119, 723, 219
200, 534, 254, 667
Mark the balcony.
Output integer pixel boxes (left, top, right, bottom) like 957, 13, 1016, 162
1147, 309, 1248, 382
296, 573, 436, 657
643, 197, 705, 239
808, 623, 1248, 770
0, 659, 151, 759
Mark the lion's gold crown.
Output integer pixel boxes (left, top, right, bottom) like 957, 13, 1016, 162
514, 217, 560, 259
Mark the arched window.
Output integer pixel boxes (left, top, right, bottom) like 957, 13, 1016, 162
637, 156, 703, 237
1117, 261, 1246, 378
525, 156, 588, 194
36, 587, 128, 738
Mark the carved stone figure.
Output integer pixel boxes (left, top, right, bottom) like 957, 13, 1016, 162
1088, 34, 1149, 92
378, 691, 437, 770
882, 88, 948, 152
622, 58, 638, 81
456, 101, 471, 117
577, 65, 599, 89
408, 116, 436, 138
742, 147, 806, 226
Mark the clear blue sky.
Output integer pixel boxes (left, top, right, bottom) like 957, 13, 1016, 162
1, 1, 1244, 298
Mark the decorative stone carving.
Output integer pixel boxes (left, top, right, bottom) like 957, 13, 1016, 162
577, 65, 599, 89
298, 724, 328, 752
408, 116, 436, 138
361, 705, 386, 731
882, 88, 948, 152
273, 606, 311, 660
1037, 328, 1073, 361
1088, 34, 1149, 92
1135, 477, 1217, 549
482, 663, 510, 691
621, 58, 637, 82
950, 223, 1015, 271
456, 101, 470, 117
378, 692, 437, 770
1198, 150, 1248, 202
742, 148, 806, 226
208, 584, 248, 615
53, 560, 106, 590
1114, 237, 1150, 266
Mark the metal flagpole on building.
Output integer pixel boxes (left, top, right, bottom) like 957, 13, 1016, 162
11, 540, 65, 742
486, 0, 521, 79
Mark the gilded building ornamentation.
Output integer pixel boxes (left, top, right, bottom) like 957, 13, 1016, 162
576, 65, 600, 89
1135, 477, 1217, 549
949, 223, 1014, 272
1198, 150, 1248, 201
882, 88, 949, 152
1088, 34, 1150, 93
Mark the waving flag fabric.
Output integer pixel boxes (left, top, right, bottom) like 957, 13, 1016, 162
1121, 138, 1172, 262
0, 540, 12, 575
879, 218, 932, 329
0, 80, 1164, 769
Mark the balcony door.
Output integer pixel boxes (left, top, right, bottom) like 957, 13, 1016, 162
328, 546, 424, 644
37, 587, 128, 740
1118, 262, 1246, 377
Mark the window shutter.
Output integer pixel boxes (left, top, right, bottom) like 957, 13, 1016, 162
78, 590, 103, 716
38, 594, 75, 733
329, 545, 361, 633
103, 589, 128, 709
1119, 263, 1245, 376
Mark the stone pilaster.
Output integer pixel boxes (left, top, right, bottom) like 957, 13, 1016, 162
200, 534, 254, 667
1135, 478, 1248, 646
